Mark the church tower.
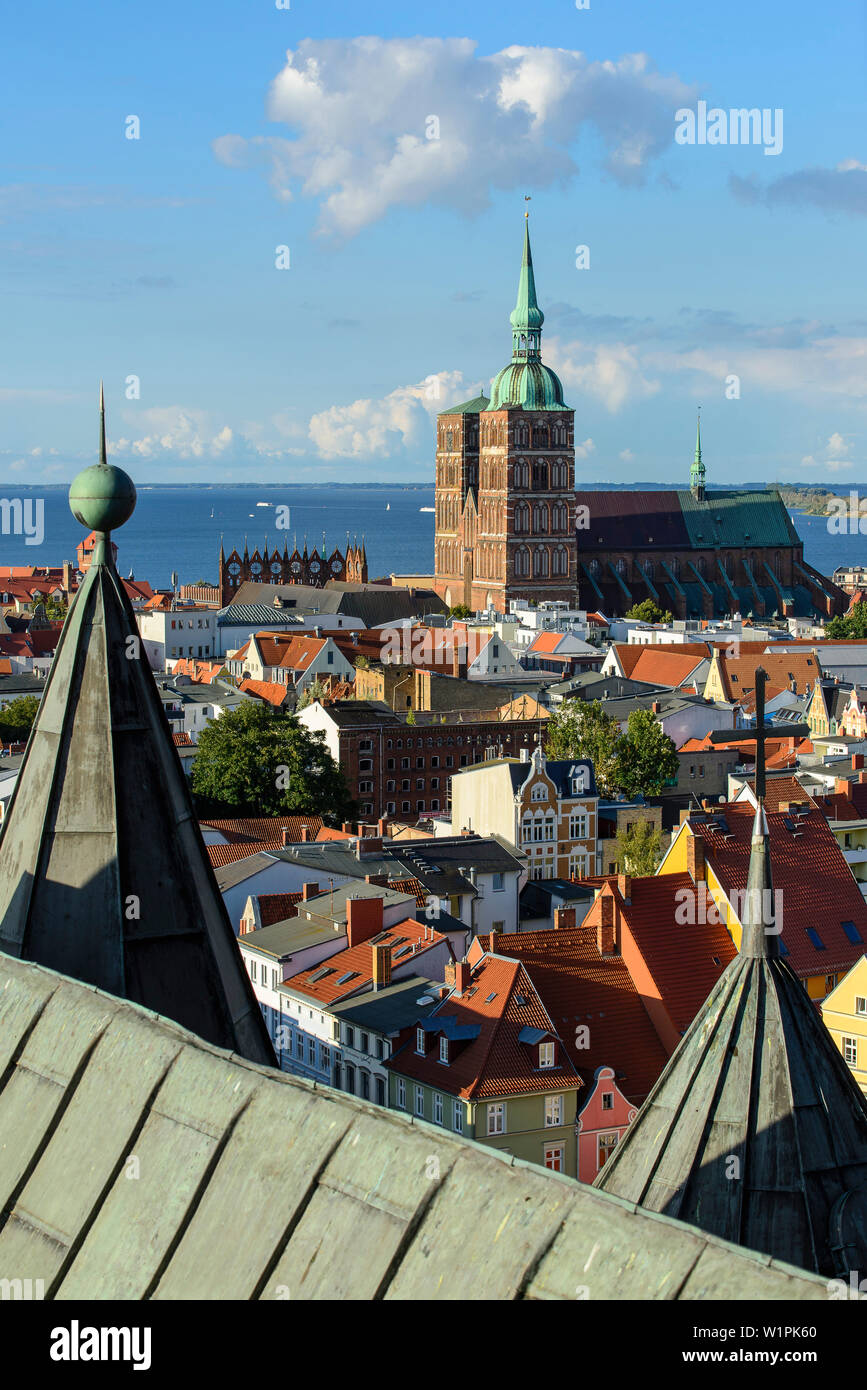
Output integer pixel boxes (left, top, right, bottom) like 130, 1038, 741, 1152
434, 216, 577, 612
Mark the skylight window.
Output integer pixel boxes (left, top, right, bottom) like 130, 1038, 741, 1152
336, 970, 360, 985
309, 967, 334, 983
805, 928, 826, 951
841, 920, 864, 944
485, 992, 497, 1003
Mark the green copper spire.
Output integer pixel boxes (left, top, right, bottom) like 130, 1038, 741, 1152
509, 213, 544, 356
690, 407, 706, 499
487, 212, 569, 412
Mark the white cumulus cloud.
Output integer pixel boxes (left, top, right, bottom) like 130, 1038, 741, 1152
213, 38, 694, 237
308, 370, 477, 458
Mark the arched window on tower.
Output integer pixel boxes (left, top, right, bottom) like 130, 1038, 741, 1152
515, 546, 530, 578
553, 546, 568, 576
533, 547, 550, 578
533, 503, 548, 534
589, 559, 601, 578
515, 501, 529, 535
616, 557, 628, 576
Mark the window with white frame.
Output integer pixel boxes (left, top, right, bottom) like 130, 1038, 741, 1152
543, 814, 555, 841
454, 1101, 464, 1134
521, 813, 533, 843
544, 1145, 564, 1173
416, 1027, 426, 1055
396, 1077, 406, 1109
439, 1036, 449, 1064
433, 1093, 443, 1125
544, 1094, 563, 1127
531, 783, 548, 801
569, 851, 587, 879
856, 996, 867, 1015
539, 1041, 555, 1068
569, 811, 587, 840
843, 1036, 858, 1066
487, 1102, 505, 1135
414, 1085, 425, 1117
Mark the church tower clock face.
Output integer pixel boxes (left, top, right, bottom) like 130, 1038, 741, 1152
290, 561, 301, 575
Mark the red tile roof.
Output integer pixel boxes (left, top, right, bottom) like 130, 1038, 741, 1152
474, 929, 669, 1105
617, 873, 736, 1035
527, 631, 565, 655
172, 731, 193, 747
255, 892, 303, 928
385, 876, 429, 909
239, 677, 292, 708
687, 803, 867, 976
315, 826, 357, 842
171, 658, 225, 684
286, 918, 447, 1005
206, 843, 271, 869
628, 648, 707, 689
739, 776, 817, 814
612, 642, 711, 679
201, 814, 325, 846
715, 651, 821, 709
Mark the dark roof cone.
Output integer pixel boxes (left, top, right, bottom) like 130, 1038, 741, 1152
0, 388, 275, 1066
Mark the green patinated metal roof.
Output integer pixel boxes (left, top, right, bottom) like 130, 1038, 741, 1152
442, 394, 490, 415
596, 673, 867, 1278
485, 218, 571, 414
0, 953, 830, 1300
678, 488, 801, 549
0, 392, 274, 1067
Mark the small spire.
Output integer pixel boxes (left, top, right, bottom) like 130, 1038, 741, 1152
99, 379, 107, 466
690, 407, 706, 500
741, 667, 778, 959
510, 210, 544, 359
695, 406, 702, 465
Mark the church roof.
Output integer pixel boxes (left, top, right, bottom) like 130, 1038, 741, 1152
596, 688, 867, 1277
0, 951, 829, 1300
575, 488, 801, 552
442, 394, 490, 415
0, 390, 274, 1067
487, 360, 571, 413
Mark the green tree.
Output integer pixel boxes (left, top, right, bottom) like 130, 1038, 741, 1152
296, 677, 327, 710
0, 695, 40, 744
615, 708, 679, 798
449, 603, 472, 619
612, 819, 663, 875
624, 598, 673, 625
828, 602, 867, 639
545, 700, 622, 795
405, 706, 416, 724
190, 702, 355, 824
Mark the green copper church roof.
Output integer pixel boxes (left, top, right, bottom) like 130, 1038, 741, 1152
443, 394, 490, 415
678, 488, 801, 549
486, 217, 570, 413
0, 390, 275, 1068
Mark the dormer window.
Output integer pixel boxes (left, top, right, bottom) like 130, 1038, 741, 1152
416, 1027, 426, 1055
439, 1036, 449, 1065
531, 783, 547, 802
539, 1041, 555, 1069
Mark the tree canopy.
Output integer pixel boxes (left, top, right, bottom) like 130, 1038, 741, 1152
0, 695, 40, 745
612, 819, 663, 875
190, 702, 355, 823
545, 699, 678, 799
624, 598, 673, 625
827, 602, 867, 640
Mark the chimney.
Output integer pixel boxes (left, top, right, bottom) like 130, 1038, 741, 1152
616, 874, 631, 904
301, 881, 320, 901
651, 701, 661, 714
364, 873, 389, 887
377, 818, 389, 838
554, 906, 576, 930
779, 801, 791, 815
455, 962, 472, 994
281, 826, 291, 846
346, 895, 384, 948
356, 836, 383, 858
686, 833, 706, 883
444, 960, 457, 987
300, 826, 310, 842
860, 771, 867, 785
371, 943, 392, 992
597, 892, 618, 957
489, 926, 498, 952
342, 822, 354, 834
853, 754, 865, 770
62, 560, 72, 593
314, 625, 322, 638
835, 778, 853, 801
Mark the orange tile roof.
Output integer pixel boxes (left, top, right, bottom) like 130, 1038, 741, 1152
255, 892, 303, 928
315, 826, 357, 841
389, 953, 582, 1101
285, 917, 446, 1005
207, 843, 271, 869
239, 677, 291, 708
172, 731, 193, 747
474, 928, 669, 1104
0, 658, 11, 675
612, 642, 710, 678
201, 814, 325, 846
385, 876, 429, 909
687, 803, 867, 976
716, 651, 821, 708
527, 631, 564, 655
628, 647, 707, 689
739, 776, 816, 813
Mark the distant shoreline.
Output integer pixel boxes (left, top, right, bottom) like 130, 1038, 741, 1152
1, 481, 865, 493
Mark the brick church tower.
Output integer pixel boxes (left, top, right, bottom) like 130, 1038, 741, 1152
434, 216, 577, 612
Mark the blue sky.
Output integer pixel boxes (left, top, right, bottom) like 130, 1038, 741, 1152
1, 0, 865, 485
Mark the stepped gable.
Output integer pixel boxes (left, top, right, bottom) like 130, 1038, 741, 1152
0, 387, 274, 1066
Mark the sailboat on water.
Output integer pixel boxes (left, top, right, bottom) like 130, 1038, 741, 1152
386, 502, 390, 511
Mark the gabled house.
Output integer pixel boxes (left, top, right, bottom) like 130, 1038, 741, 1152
387, 953, 582, 1175
821, 956, 867, 1095
450, 745, 598, 881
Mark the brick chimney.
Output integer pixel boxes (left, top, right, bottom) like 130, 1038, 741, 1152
616, 874, 631, 904
300, 826, 310, 843
356, 836, 383, 858
854, 754, 865, 770
489, 926, 498, 952
444, 960, 457, 987
554, 906, 576, 930
651, 701, 661, 714
342, 822, 354, 834
455, 962, 472, 994
835, 778, 853, 800
597, 892, 618, 957
686, 833, 706, 883
377, 818, 390, 838
364, 873, 389, 887
301, 881, 320, 902
346, 895, 384, 948
371, 943, 392, 992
